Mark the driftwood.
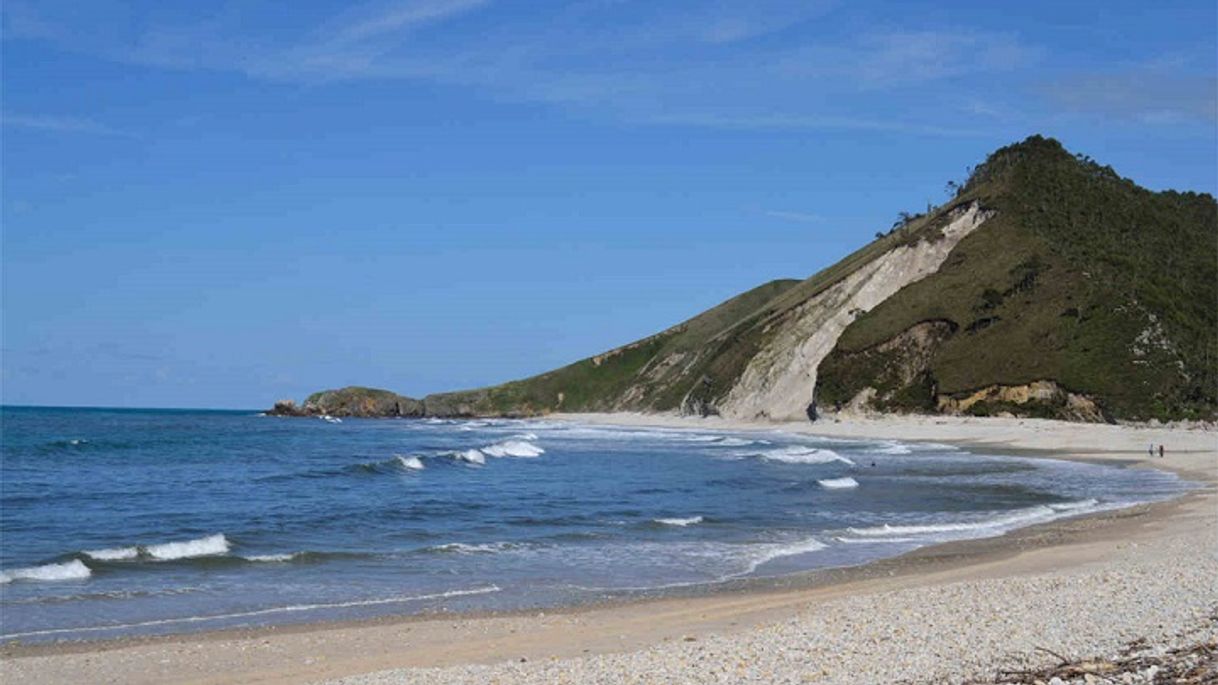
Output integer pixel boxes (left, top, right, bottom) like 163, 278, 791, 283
967, 634, 1218, 684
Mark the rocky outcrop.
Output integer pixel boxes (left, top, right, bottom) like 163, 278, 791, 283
268, 387, 423, 418
267, 399, 308, 416
936, 380, 1110, 422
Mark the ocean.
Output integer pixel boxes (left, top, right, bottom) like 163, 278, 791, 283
0, 406, 1192, 643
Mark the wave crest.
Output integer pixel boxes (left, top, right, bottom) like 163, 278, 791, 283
84, 546, 139, 561
395, 455, 425, 470
0, 560, 92, 584
425, 541, 522, 555
747, 446, 855, 466
845, 499, 1102, 540
654, 516, 704, 527
448, 449, 486, 465
145, 534, 230, 561
481, 440, 544, 458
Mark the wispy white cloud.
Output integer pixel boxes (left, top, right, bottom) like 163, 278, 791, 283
329, 0, 490, 45
13, 1, 1163, 136
2, 113, 130, 136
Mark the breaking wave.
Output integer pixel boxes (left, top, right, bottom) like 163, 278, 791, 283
145, 534, 230, 561
424, 541, 525, 555
243, 553, 298, 563
396, 455, 425, 470
481, 440, 544, 458
818, 477, 859, 489
0, 560, 92, 584
748, 445, 855, 466
844, 499, 1103, 540
83, 546, 139, 561
738, 537, 828, 576
81, 534, 230, 564
447, 448, 486, 465
654, 516, 703, 527
682, 435, 763, 447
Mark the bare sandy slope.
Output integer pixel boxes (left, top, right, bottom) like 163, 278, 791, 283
3, 415, 1215, 684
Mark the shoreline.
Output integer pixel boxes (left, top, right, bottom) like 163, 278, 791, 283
3, 413, 1215, 684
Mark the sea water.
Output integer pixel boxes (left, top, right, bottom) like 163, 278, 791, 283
0, 407, 1192, 642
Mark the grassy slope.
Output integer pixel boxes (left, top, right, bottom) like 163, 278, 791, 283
818, 136, 1217, 420
422, 207, 959, 417
421, 278, 802, 415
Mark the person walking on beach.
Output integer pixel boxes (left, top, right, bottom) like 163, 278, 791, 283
1149, 444, 1155, 457
1159, 445, 1165, 459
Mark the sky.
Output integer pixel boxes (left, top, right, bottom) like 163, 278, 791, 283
2, 0, 1216, 409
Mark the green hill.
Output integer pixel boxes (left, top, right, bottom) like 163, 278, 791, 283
276, 136, 1218, 422
817, 136, 1217, 421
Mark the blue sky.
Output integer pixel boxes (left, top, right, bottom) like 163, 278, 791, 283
3, 0, 1215, 409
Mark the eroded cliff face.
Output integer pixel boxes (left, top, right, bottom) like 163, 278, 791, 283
935, 381, 1108, 422
718, 203, 992, 421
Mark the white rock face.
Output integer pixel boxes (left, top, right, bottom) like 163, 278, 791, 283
720, 203, 992, 421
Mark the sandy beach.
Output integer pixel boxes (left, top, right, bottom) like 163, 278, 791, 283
2, 414, 1215, 684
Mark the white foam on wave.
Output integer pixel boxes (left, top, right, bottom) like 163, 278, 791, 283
874, 442, 911, 455
833, 535, 926, 544
0, 585, 502, 640
84, 546, 139, 561
481, 440, 544, 458
818, 477, 859, 489
738, 537, 828, 576
655, 516, 703, 527
448, 449, 485, 465
244, 553, 298, 563
395, 455, 425, 470
719, 437, 761, 447
751, 445, 855, 466
429, 541, 519, 555
845, 499, 1102, 540
680, 434, 762, 447
0, 559, 92, 584
145, 534, 230, 561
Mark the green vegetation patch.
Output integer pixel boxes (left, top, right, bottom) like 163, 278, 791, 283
821, 136, 1218, 420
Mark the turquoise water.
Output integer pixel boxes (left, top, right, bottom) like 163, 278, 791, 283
0, 406, 1190, 642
